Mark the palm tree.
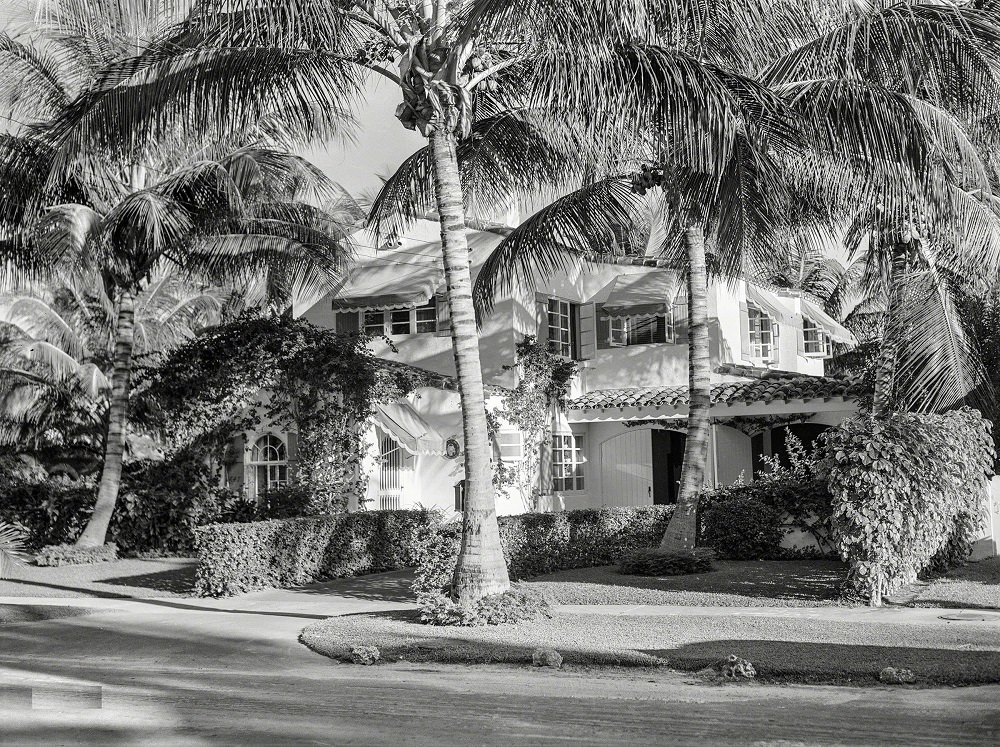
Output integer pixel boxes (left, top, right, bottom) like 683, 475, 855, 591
0, 269, 225, 476
0, 4, 360, 547
40, 1, 632, 601
473, 1, 1000, 553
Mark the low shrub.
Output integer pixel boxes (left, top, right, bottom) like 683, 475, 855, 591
195, 509, 437, 596
618, 548, 714, 576
255, 484, 314, 520
697, 432, 835, 560
417, 585, 551, 627
699, 494, 784, 561
411, 506, 673, 600
824, 407, 994, 605
35, 542, 118, 566
0, 478, 95, 550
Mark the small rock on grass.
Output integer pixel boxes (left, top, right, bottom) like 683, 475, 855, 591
697, 654, 756, 681
350, 645, 380, 665
879, 666, 917, 684
532, 647, 563, 668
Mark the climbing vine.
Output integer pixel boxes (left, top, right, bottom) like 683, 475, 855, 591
137, 313, 415, 513
493, 336, 577, 508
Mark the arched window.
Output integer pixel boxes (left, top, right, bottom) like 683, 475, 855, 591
251, 434, 288, 497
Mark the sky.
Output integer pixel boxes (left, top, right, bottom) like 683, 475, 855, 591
301, 80, 426, 199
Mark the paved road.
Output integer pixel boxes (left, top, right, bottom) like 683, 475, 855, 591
0, 579, 998, 746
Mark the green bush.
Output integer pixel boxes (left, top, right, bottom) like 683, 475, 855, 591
256, 484, 314, 520
35, 542, 118, 566
0, 478, 96, 549
418, 585, 552, 627
194, 509, 437, 597
699, 494, 785, 560
824, 407, 994, 605
618, 548, 714, 576
411, 506, 673, 600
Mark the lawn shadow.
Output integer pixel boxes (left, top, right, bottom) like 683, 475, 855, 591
528, 560, 849, 603
99, 565, 198, 594
281, 569, 417, 604
643, 639, 1000, 685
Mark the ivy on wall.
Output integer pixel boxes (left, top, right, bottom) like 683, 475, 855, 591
491, 336, 577, 507
822, 407, 994, 605
138, 313, 416, 513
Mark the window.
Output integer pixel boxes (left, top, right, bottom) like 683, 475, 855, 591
497, 431, 524, 462
607, 312, 672, 347
747, 303, 777, 360
802, 317, 832, 357
362, 301, 437, 336
551, 433, 585, 491
547, 298, 577, 358
251, 434, 288, 496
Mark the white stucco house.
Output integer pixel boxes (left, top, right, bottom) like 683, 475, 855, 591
227, 217, 871, 519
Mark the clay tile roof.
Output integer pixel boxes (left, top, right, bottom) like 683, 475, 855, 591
568, 375, 866, 411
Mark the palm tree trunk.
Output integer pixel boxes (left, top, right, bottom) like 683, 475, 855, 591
76, 290, 136, 547
660, 225, 711, 552
430, 127, 511, 603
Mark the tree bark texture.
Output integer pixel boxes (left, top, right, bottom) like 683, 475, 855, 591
430, 128, 511, 603
77, 290, 136, 547
660, 225, 711, 552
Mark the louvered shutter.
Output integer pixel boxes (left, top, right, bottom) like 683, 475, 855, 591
673, 297, 689, 343
286, 432, 299, 480
795, 314, 805, 357
535, 294, 549, 341
578, 303, 596, 360
434, 291, 451, 337
596, 307, 611, 349
739, 301, 752, 360
335, 311, 360, 333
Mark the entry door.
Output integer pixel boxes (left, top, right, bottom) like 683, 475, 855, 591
600, 430, 653, 506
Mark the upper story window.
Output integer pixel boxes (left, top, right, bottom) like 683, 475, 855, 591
551, 433, 585, 492
747, 303, 777, 360
497, 430, 524, 462
361, 301, 437, 336
608, 311, 673, 347
547, 298, 578, 358
802, 317, 833, 358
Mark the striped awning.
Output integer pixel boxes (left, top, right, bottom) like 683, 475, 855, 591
600, 272, 681, 319
373, 401, 448, 456
800, 298, 854, 344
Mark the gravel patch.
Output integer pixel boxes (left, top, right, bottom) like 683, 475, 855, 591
301, 609, 1000, 686
0, 557, 197, 598
522, 560, 850, 606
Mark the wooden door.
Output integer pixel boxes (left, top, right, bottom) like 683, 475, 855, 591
600, 430, 653, 506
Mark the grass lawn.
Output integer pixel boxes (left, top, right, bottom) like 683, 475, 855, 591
300, 608, 1000, 687
523, 559, 850, 606
0, 557, 197, 599
912, 558, 1000, 610
0, 603, 96, 624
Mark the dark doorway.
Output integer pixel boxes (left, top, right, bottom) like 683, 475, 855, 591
651, 430, 686, 504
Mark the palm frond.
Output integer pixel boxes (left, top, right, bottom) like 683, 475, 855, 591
473, 177, 647, 314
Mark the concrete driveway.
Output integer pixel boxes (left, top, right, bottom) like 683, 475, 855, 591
1, 571, 998, 746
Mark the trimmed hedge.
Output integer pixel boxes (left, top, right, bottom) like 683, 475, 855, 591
412, 506, 674, 597
824, 407, 994, 605
194, 509, 437, 596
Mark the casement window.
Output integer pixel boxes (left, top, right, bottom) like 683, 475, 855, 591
250, 434, 288, 498
551, 433, 585, 491
747, 303, 778, 360
356, 301, 438, 336
497, 430, 524, 462
547, 298, 577, 358
607, 311, 673, 347
801, 317, 833, 358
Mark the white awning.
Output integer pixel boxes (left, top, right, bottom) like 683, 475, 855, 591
330, 256, 443, 312
800, 297, 854, 344
373, 401, 448, 455
747, 285, 794, 324
600, 272, 681, 319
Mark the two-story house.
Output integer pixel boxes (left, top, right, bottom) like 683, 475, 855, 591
233, 218, 862, 517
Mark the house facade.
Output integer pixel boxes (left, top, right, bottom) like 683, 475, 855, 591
234, 218, 862, 517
